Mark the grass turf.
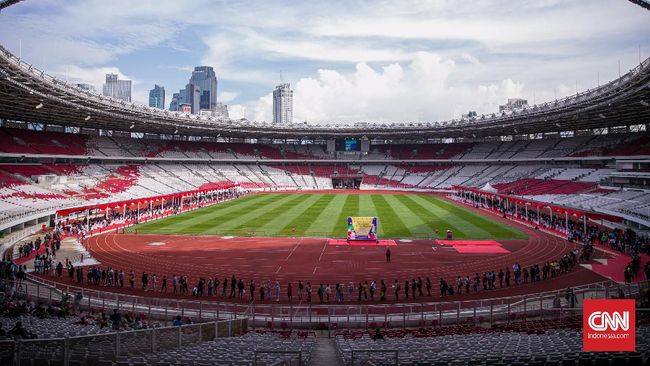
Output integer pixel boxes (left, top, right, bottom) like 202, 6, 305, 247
127, 193, 527, 240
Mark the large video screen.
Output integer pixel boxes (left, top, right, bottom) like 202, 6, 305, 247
342, 138, 359, 151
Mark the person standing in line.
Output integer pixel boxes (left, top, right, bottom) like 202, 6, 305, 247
385, 247, 391, 263
411, 279, 417, 298
363, 281, 369, 300
213, 277, 220, 297
298, 280, 304, 301
404, 280, 409, 300
230, 275, 236, 298
325, 284, 331, 303
306, 282, 312, 303
274, 281, 281, 302
287, 282, 293, 302
347, 282, 354, 301
249, 280, 255, 301
172, 274, 178, 294
394, 280, 400, 301
130, 270, 135, 289
319, 284, 325, 303
237, 279, 244, 300
498, 269, 504, 288
161, 275, 168, 292
222, 277, 228, 297
266, 280, 272, 301
151, 273, 157, 291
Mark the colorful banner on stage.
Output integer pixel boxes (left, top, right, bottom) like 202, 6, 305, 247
347, 216, 378, 241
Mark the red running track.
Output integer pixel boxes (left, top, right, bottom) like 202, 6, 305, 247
39, 196, 609, 304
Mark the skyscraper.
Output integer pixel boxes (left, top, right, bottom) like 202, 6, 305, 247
102, 73, 132, 102
148, 85, 165, 109
169, 66, 218, 114
273, 83, 293, 124
189, 66, 218, 113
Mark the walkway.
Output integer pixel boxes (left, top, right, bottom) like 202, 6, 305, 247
310, 337, 342, 366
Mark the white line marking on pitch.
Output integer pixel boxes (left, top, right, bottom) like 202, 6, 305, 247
318, 240, 328, 262
275, 266, 282, 274
285, 237, 303, 261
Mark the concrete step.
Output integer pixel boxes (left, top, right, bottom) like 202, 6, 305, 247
310, 337, 342, 366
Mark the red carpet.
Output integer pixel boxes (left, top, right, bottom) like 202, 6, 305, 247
436, 239, 510, 254
452, 245, 510, 254
328, 239, 397, 246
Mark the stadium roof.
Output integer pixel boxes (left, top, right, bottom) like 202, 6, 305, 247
0, 45, 649, 140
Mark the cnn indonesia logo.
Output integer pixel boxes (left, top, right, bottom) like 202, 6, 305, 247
583, 299, 635, 352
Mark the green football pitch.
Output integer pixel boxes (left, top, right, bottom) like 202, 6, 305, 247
127, 193, 527, 239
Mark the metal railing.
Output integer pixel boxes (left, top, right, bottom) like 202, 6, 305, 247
10, 276, 649, 333
1, 317, 247, 366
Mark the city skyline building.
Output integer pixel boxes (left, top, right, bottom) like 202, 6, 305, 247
148, 84, 165, 109
102, 73, 132, 102
189, 66, 218, 113
499, 98, 528, 113
273, 83, 293, 124
169, 66, 218, 114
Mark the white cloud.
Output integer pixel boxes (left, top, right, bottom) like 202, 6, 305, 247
53, 65, 155, 105
53, 65, 134, 89
231, 52, 532, 124
217, 91, 240, 104
1, 0, 648, 123
229, 94, 272, 122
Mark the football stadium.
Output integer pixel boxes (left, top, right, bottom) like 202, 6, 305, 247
0, 0, 650, 365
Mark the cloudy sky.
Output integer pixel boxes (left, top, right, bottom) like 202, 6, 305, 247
0, 0, 648, 124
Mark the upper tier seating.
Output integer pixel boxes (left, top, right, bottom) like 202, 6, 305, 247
0, 128, 89, 155
494, 178, 598, 195
3, 127, 650, 160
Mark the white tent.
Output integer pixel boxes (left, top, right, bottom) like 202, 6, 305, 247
481, 182, 497, 193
